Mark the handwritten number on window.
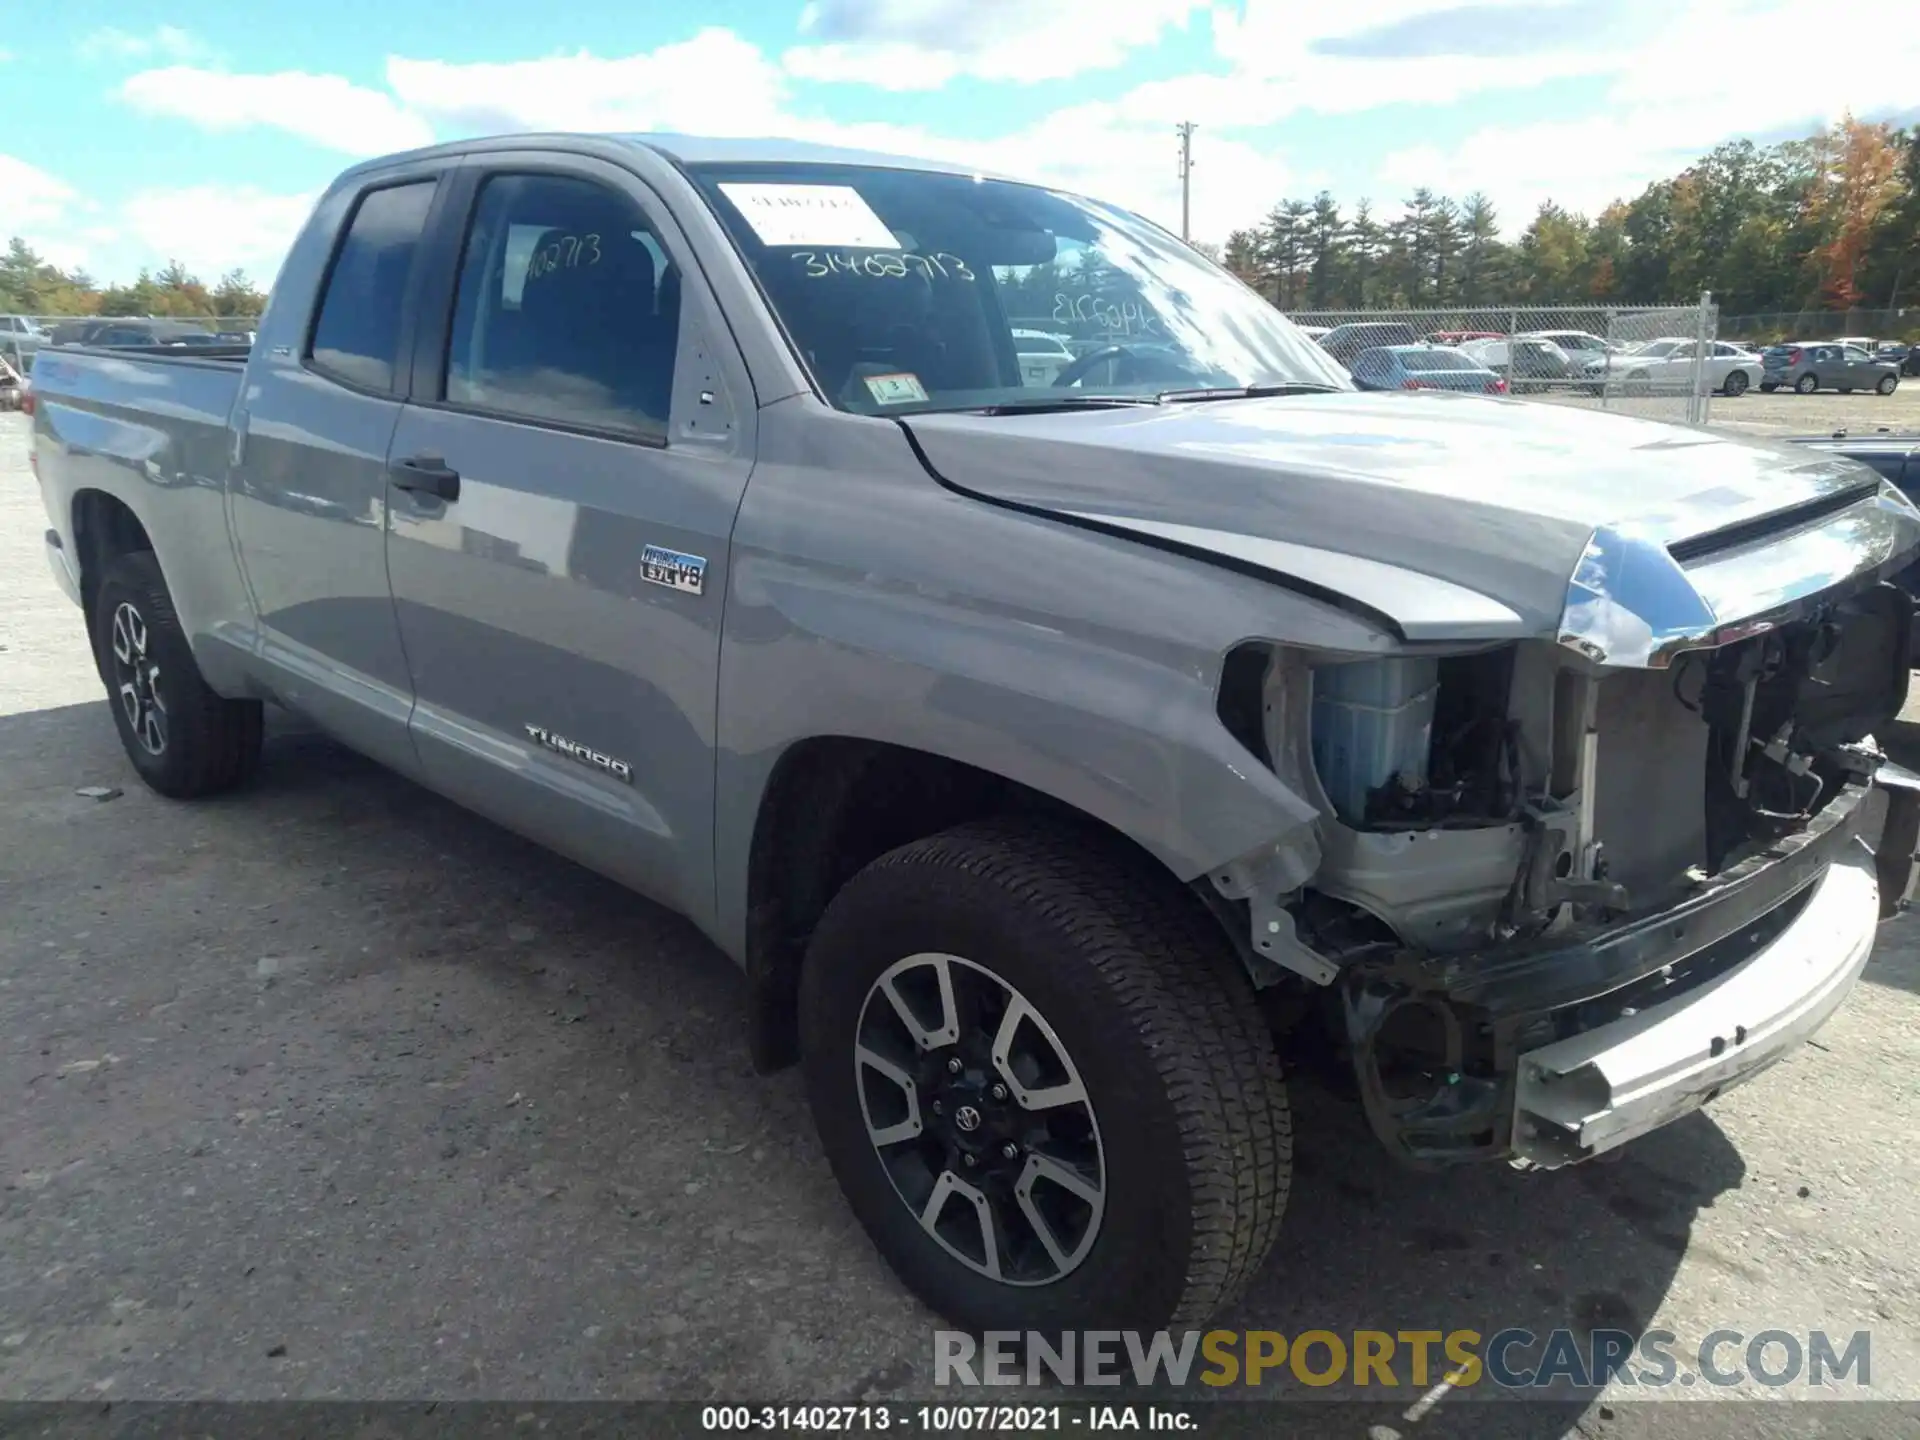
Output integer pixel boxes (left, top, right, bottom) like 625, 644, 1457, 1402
1051, 292, 1161, 337
791, 251, 975, 281
528, 232, 603, 282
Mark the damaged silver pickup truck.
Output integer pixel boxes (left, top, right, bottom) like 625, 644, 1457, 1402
29, 133, 1920, 1333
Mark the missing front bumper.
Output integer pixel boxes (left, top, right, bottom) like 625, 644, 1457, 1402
1343, 776, 1916, 1167
1512, 850, 1875, 1167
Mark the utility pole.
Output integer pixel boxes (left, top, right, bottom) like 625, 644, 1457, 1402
1176, 122, 1196, 242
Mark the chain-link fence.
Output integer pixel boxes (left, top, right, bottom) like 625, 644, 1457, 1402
1719, 307, 1917, 347
1281, 299, 1724, 425
0, 315, 263, 375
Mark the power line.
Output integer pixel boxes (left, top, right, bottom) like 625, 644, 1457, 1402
1176, 122, 1197, 242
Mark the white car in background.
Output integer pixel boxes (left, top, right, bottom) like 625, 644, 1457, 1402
0, 315, 45, 367
1578, 337, 1764, 396
1012, 329, 1074, 386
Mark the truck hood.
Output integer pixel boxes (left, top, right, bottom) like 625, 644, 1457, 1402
903, 391, 1909, 652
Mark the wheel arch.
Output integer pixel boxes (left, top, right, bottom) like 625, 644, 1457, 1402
736, 736, 1246, 1073
70, 489, 159, 677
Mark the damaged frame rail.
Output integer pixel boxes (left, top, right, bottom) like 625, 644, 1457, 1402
1336, 766, 1920, 1168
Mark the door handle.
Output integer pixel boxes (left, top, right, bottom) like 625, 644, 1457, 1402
389, 454, 460, 501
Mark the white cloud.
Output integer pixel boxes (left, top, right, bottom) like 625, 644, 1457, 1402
1, 153, 76, 234
80, 25, 204, 62
379, 36, 1285, 240
784, 0, 1207, 88
119, 66, 436, 157
387, 28, 788, 136
119, 186, 316, 285
1376, 0, 1920, 227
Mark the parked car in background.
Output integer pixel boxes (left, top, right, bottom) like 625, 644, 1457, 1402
1425, 330, 1503, 346
1011, 329, 1074, 386
1836, 336, 1879, 354
1349, 344, 1507, 394
1577, 338, 1762, 396
1761, 343, 1901, 395
1294, 324, 1330, 342
48, 318, 219, 348
1521, 329, 1618, 363
1457, 336, 1572, 392
1872, 342, 1920, 378
1, 315, 46, 366
1317, 320, 1418, 367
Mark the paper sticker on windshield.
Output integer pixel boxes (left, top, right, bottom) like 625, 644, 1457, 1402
863, 372, 929, 406
718, 184, 899, 249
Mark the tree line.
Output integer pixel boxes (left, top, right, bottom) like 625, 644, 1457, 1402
1221, 118, 1919, 322
0, 239, 267, 319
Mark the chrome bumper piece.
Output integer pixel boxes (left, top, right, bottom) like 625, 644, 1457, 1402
1512, 851, 1877, 1166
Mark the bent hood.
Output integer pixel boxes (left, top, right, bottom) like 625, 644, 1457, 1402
903, 391, 1917, 655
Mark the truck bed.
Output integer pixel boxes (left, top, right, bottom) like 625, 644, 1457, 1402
31, 345, 250, 648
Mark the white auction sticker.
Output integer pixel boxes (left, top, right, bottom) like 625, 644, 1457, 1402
863, 372, 930, 405
719, 183, 900, 249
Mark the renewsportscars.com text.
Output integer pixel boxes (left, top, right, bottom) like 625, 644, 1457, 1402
934, 1328, 1872, 1391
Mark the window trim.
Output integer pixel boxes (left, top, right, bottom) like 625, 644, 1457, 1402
302, 175, 445, 401
410, 159, 684, 450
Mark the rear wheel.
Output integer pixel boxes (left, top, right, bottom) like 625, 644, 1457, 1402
1795, 373, 1820, 394
91, 551, 263, 798
1760, 382, 1779, 393
799, 820, 1291, 1331
1879, 374, 1900, 396
1723, 370, 1749, 397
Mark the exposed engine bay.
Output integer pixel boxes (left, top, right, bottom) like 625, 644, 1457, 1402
1211, 579, 1914, 1164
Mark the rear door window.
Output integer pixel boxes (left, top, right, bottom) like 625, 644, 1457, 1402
308, 180, 437, 394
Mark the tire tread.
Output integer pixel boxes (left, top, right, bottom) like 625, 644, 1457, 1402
849, 819, 1292, 1326
96, 551, 262, 798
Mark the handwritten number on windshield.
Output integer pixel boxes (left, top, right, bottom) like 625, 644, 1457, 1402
1053, 292, 1161, 337
793, 251, 975, 281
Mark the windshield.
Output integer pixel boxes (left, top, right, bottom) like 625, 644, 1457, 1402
690, 161, 1348, 414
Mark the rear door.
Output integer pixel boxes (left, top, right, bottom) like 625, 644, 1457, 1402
382, 151, 755, 918
228, 165, 449, 774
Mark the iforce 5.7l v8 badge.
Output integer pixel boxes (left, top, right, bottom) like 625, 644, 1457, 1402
640, 544, 707, 595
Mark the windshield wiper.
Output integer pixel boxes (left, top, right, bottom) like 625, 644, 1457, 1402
963, 395, 1163, 416
1156, 382, 1342, 403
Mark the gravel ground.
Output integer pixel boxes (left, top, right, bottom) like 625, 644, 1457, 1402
4, 411, 1920, 1438
1536, 380, 1920, 439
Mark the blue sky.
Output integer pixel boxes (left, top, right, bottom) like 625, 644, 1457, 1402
4, 0, 1916, 286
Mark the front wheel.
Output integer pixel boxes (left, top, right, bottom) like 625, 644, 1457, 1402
91, 551, 263, 798
800, 820, 1291, 1332
1879, 374, 1900, 396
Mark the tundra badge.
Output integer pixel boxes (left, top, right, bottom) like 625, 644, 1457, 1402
523, 725, 633, 784
640, 544, 707, 595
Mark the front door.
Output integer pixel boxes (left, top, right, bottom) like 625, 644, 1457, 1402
383, 156, 755, 922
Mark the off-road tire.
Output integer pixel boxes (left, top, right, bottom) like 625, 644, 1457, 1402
799, 818, 1292, 1332
91, 550, 263, 798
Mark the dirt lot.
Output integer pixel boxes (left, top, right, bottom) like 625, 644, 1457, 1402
1538, 378, 1920, 439
4, 411, 1920, 1437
